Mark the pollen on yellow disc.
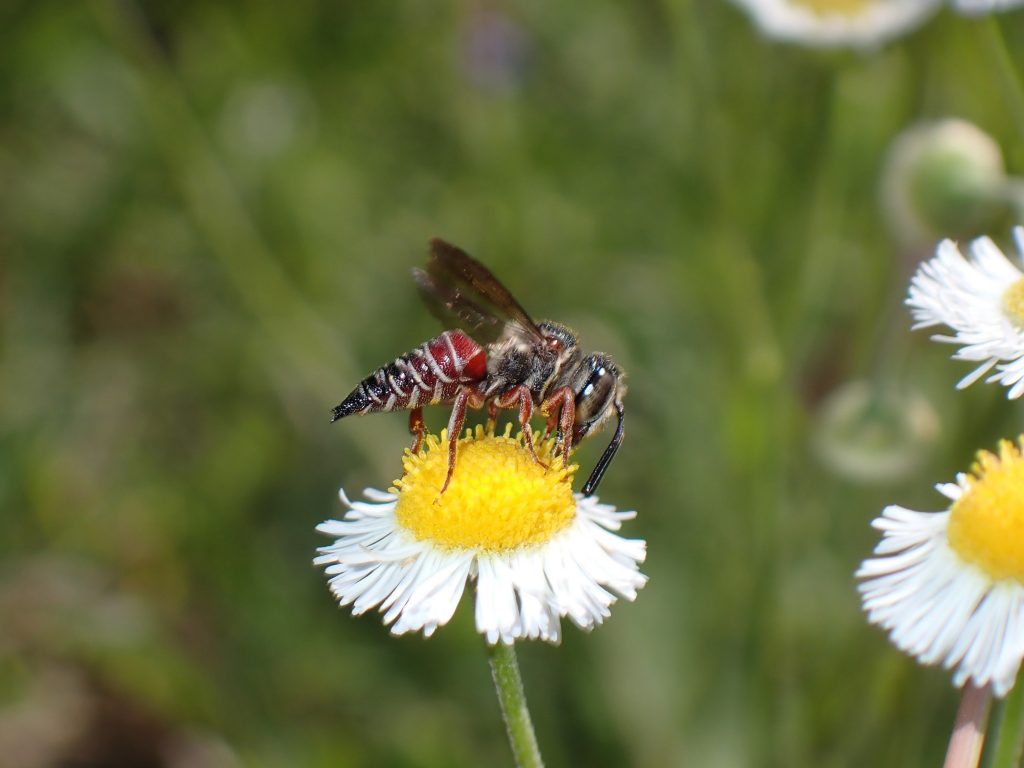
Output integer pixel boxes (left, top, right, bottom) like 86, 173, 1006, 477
1002, 278, 1024, 328
947, 439, 1024, 582
793, 0, 875, 18
393, 426, 578, 552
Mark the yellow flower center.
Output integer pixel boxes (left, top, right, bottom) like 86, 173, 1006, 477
393, 426, 578, 552
792, 0, 875, 18
948, 439, 1024, 582
1002, 278, 1024, 328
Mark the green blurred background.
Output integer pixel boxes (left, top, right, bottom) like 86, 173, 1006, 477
2, 2, 1024, 766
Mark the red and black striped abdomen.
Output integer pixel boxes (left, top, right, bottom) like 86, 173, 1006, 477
331, 330, 487, 421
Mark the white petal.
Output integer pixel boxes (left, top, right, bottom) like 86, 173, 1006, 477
729, 0, 938, 48
858, 502, 1024, 697
908, 232, 1024, 398
316, 487, 647, 643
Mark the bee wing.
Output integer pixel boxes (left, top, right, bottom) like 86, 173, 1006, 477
412, 238, 545, 345
412, 267, 505, 341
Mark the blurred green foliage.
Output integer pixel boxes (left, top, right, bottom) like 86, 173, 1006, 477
1, 1, 1023, 766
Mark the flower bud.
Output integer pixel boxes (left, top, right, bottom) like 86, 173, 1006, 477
814, 381, 939, 484
882, 119, 1009, 246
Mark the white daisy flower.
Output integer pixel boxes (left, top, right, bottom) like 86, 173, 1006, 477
908, 228, 1024, 398
858, 438, 1024, 696
730, 0, 939, 48
314, 427, 647, 645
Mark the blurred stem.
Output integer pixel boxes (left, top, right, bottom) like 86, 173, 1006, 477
945, 684, 993, 768
487, 642, 544, 768
981, 17, 1024, 143
989, 678, 1024, 768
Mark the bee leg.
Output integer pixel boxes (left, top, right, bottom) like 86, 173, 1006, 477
409, 408, 425, 454
542, 411, 558, 443
441, 386, 485, 494
501, 385, 545, 468
486, 401, 500, 434
541, 387, 576, 469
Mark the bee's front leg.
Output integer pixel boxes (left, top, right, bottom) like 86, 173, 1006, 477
541, 387, 575, 469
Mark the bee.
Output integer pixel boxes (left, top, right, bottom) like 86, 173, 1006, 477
331, 238, 626, 496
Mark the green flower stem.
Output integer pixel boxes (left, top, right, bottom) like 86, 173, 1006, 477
487, 641, 545, 768
989, 679, 1024, 768
944, 683, 993, 768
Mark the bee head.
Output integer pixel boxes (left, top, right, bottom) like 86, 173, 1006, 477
570, 353, 625, 446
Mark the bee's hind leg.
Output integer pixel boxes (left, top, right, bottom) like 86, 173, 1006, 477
440, 387, 484, 494
408, 408, 425, 454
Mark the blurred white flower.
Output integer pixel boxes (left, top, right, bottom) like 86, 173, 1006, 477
951, 0, 1024, 14
315, 428, 647, 644
858, 438, 1024, 696
908, 228, 1024, 397
882, 119, 1009, 247
814, 381, 939, 484
730, 0, 939, 47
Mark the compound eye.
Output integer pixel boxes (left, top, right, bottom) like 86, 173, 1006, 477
586, 371, 611, 400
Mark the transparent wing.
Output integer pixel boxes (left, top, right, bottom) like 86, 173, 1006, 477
412, 238, 544, 345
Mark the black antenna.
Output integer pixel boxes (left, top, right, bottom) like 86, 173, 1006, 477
581, 402, 625, 497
